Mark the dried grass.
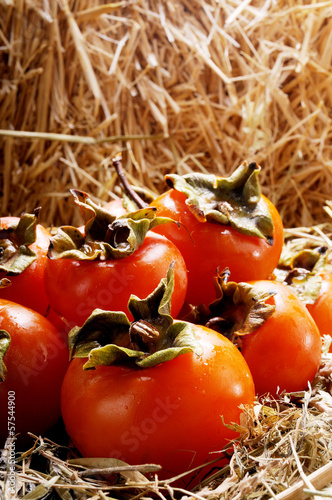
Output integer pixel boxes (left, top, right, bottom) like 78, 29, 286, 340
1, 1, 332, 498
1, 0, 332, 228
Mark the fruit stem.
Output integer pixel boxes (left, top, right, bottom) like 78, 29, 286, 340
112, 154, 148, 209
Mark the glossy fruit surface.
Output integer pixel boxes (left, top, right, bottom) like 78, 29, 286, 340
103, 198, 128, 217
45, 232, 188, 326
0, 216, 51, 315
150, 190, 284, 306
0, 299, 69, 446
240, 280, 322, 396
61, 324, 255, 483
306, 271, 332, 352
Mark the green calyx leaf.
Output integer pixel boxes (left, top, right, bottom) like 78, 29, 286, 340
128, 262, 176, 339
184, 268, 275, 342
165, 161, 274, 243
69, 263, 202, 369
68, 309, 132, 361
274, 244, 328, 304
48, 189, 174, 261
127, 263, 203, 366
0, 211, 39, 274
0, 330, 11, 382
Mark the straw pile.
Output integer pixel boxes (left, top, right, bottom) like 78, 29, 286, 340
1, 1, 332, 498
1, 0, 332, 228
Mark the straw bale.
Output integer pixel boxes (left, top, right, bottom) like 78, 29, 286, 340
0, 0, 332, 228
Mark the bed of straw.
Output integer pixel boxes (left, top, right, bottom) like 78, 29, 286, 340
1, 0, 332, 498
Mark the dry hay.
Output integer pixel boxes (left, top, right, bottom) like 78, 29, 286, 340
1, 2, 332, 498
1, 0, 332, 228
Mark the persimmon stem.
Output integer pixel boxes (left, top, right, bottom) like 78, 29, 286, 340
129, 319, 160, 353
112, 154, 148, 209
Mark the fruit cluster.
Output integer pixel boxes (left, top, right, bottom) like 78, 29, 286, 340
0, 159, 329, 485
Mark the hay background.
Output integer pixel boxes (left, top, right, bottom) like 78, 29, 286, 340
1, 0, 332, 229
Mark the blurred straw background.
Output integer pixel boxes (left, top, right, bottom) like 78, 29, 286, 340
1, 3, 332, 497
0, 0, 332, 229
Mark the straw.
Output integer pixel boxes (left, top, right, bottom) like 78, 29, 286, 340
0, 0, 331, 227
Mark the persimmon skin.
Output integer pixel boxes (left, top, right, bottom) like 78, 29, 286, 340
0, 217, 51, 315
306, 272, 332, 352
150, 190, 284, 306
61, 324, 255, 485
0, 299, 69, 447
240, 280, 322, 397
103, 198, 128, 217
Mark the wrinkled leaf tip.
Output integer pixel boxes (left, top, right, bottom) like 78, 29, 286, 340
221, 266, 230, 278
215, 266, 231, 287
47, 240, 54, 258
70, 188, 90, 202
165, 175, 175, 188
318, 246, 328, 256
267, 235, 274, 246
31, 206, 42, 221
248, 161, 260, 172
83, 360, 95, 371
168, 259, 175, 271
18, 210, 39, 223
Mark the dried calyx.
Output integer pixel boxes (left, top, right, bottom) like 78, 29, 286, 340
183, 268, 275, 346
112, 157, 274, 244
274, 244, 328, 304
166, 161, 274, 243
0, 209, 40, 274
68, 263, 203, 370
47, 190, 175, 261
